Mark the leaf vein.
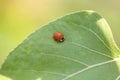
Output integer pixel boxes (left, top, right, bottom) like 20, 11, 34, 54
22, 70, 67, 76
79, 24, 112, 51
115, 75, 120, 80
42, 53, 89, 67
62, 58, 120, 80
70, 42, 113, 59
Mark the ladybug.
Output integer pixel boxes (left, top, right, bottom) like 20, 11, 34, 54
53, 32, 65, 42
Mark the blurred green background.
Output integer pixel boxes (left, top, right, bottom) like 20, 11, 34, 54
0, 0, 120, 63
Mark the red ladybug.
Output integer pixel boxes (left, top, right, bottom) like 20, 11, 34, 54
53, 32, 64, 42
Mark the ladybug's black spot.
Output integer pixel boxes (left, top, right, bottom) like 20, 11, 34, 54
60, 37, 65, 42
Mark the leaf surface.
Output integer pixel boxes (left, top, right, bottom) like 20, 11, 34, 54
0, 10, 120, 80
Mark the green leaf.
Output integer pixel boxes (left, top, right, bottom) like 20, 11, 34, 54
0, 10, 120, 80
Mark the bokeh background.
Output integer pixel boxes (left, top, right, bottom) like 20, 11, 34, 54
0, 0, 120, 63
